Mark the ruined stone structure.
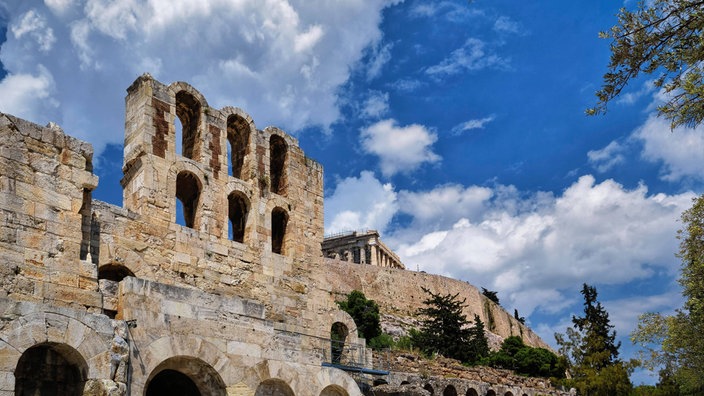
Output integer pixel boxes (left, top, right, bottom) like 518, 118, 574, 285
0, 75, 567, 396
322, 230, 404, 269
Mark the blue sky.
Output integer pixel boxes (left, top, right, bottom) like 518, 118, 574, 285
2, 0, 703, 385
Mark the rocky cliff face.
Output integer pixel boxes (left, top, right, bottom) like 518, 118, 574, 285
317, 258, 551, 350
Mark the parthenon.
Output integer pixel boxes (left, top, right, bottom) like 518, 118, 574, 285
322, 230, 405, 269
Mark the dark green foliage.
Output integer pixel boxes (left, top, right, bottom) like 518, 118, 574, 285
514, 309, 526, 325
412, 288, 489, 364
588, 0, 704, 129
481, 287, 500, 305
368, 333, 394, 350
485, 336, 566, 378
337, 290, 381, 342
466, 315, 490, 364
555, 284, 633, 395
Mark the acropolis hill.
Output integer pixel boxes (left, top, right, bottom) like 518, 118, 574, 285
0, 74, 566, 396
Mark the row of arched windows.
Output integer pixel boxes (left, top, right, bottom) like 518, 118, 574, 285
174, 170, 288, 253
174, 90, 288, 196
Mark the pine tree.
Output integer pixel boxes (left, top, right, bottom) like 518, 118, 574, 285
556, 284, 632, 395
466, 314, 490, 364
337, 290, 381, 341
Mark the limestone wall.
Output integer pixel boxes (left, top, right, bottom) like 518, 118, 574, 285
319, 258, 551, 350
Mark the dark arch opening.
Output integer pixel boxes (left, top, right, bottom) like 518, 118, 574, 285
255, 379, 294, 396
176, 171, 201, 228
400, 381, 411, 385
145, 356, 225, 396
424, 383, 434, 396
175, 91, 201, 160
146, 369, 200, 396
443, 385, 458, 396
228, 191, 249, 243
330, 322, 349, 365
271, 207, 288, 254
269, 135, 287, 195
321, 384, 348, 396
227, 115, 249, 179
466, 389, 479, 396
504, 393, 514, 396
98, 264, 135, 282
15, 343, 88, 396
486, 390, 497, 396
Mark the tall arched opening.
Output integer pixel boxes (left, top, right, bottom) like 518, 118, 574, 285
176, 171, 202, 228
269, 135, 287, 195
227, 114, 249, 179
175, 91, 201, 160
228, 191, 249, 243
15, 343, 88, 396
330, 322, 349, 365
443, 384, 458, 396
271, 207, 288, 254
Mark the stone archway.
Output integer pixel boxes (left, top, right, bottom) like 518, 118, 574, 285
144, 356, 226, 396
255, 378, 295, 396
15, 342, 89, 396
320, 384, 349, 396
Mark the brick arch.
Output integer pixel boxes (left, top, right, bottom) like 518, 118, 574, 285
145, 356, 226, 396
222, 180, 254, 240
135, 334, 232, 395
99, 246, 149, 280
167, 82, 210, 110
0, 310, 112, 381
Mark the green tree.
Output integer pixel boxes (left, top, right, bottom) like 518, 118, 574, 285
466, 314, 490, 364
337, 290, 381, 341
486, 336, 566, 378
412, 287, 487, 363
555, 284, 632, 395
633, 195, 704, 393
588, 0, 704, 129
482, 287, 500, 305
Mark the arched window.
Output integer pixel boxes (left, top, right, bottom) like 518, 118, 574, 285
330, 322, 348, 365
255, 379, 294, 396
271, 207, 288, 254
176, 171, 202, 228
228, 191, 249, 243
227, 115, 249, 179
175, 91, 201, 160
15, 343, 88, 396
269, 135, 287, 195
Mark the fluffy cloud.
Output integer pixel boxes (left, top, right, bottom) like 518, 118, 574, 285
392, 175, 693, 316
361, 119, 441, 176
324, 171, 398, 235
0, 0, 398, 160
634, 114, 704, 181
361, 91, 390, 119
322, 170, 692, 319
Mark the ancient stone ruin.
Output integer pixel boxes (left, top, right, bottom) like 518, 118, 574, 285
323, 230, 404, 269
0, 74, 568, 396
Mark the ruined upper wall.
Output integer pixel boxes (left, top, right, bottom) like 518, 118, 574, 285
0, 113, 99, 309
121, 74, 324, 259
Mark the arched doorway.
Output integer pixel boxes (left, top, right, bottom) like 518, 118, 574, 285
15, 343, 88, 396
443, 384, 458, 396
145, 356, 225, 396
255, 379, 295, 396
320, 384, 348, 396
466, 388, 479, 396
424, 383, 434, 395
146, 369, 200, 396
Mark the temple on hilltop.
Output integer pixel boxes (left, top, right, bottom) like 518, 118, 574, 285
0, 74, 567, 396
322, 230, 405, 269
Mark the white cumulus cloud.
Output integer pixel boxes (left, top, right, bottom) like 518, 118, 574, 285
361, 119, 441, 176
0, 0, 398, 161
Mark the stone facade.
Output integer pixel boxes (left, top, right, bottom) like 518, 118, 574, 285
322, 230, 405, 269
0, 74, 565, 396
